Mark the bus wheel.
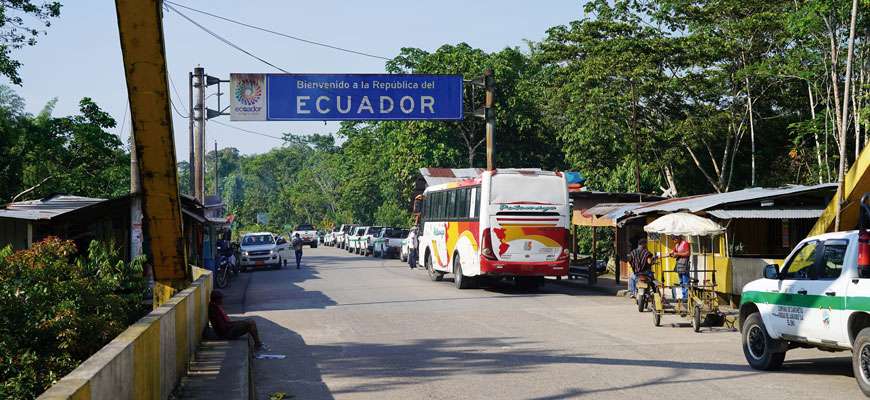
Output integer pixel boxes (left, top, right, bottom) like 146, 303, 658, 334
454, 255, 471, 289
427, 254, 443, 282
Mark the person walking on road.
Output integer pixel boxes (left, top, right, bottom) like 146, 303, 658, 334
208, 289, 269, 351
408, 226, 418, 269
628, 238, 656, 298
291, 233, 304, 269
669, 234, 691, 299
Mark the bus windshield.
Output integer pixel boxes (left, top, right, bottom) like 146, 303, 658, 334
490, 173, 566, 205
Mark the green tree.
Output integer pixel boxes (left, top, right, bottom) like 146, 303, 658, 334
0, 0, 61, 85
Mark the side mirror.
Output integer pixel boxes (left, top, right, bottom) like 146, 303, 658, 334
763, 264, 780, 279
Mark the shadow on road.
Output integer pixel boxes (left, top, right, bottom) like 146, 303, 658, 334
305, 337, 765, 396
242, 253, 339, 312
248, 316, 336, 400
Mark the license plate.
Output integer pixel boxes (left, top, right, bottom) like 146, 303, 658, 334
256, 261, 264, 265
521, 265, 533, 272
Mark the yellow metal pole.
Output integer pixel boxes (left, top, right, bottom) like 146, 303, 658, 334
115, 0, 189, 306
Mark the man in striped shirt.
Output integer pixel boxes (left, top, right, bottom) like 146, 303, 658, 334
628, 238, 656, 298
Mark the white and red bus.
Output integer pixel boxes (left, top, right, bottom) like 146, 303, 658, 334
414, 169, 571, 289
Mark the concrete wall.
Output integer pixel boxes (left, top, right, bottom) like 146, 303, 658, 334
731, 257, 783, 295
37, 268, 212, 400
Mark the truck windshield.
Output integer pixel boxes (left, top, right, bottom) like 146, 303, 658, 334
296, 224, 315, 231
243, 234, 275, 246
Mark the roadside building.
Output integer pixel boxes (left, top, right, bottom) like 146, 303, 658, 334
0, 193, 225, 278
613, 183, 836, 305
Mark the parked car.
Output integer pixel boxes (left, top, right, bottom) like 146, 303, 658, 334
292, 224, 318, 248
239, 232, 281, 271
336, 224, 358, 249
347, 226, 367, 254
360, 226, 384, 256
374, 227, 408, 259
323, 228, 335, 246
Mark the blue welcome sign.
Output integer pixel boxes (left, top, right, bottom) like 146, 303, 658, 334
230, 73, 463, 121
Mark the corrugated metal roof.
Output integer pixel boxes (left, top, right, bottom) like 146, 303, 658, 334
583, 203, 633, 217
603, 203, 658, 219
707, 208, 824, 219
630, 183, 837, 216
0, 194, 105, 221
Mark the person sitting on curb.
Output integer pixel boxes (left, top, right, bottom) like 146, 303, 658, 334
208, 289, 269, 351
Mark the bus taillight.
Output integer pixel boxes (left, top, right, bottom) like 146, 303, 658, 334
481, 228, 497, 260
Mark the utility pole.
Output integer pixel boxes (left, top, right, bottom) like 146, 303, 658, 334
130, 124, 143, 262
485, 69, 495, 171
471, 69, 496, 170
188, 71, 194, 196
214, 142, 219, 197
193, 67, 205, 203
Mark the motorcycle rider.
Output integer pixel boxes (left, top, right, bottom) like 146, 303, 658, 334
628, 238, 656, 298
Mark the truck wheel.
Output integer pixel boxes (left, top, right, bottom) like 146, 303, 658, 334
692, 306, 701, 332
853, 327, 870, 396
742, 312, 785, 370
401, 251, 407, 262
653, 312, 661, 327
454, 255, 471, 289
311, 242, 318, 248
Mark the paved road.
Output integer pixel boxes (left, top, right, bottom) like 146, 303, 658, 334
228, 246, 864, 399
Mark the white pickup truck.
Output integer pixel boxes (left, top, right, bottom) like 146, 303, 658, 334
292, 224, 318, 248
739, 229, 870, 396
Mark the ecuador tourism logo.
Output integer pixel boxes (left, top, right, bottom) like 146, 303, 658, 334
230, 73, 266, 121
235, 80, 261, 106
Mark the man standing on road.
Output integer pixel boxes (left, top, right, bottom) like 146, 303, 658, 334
208, 289, 269, 351
292, 233, 304, 269
628, 238, 656, 298
408, 226, 418, 269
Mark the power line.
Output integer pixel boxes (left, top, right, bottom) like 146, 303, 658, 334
211, 120, 285, 141
169, 99, 188, 119
167, 73, 189, 115
164, 3, 290, 74
118, 100, 128, 137
164, 0, 391, 61
165, 3, 415, 119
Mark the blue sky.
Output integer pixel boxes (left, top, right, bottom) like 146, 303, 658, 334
6, 0, 586, 159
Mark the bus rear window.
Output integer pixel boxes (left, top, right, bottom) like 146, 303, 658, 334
490, 174, 566, 205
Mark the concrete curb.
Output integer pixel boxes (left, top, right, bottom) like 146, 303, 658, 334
548, 277, 625, 296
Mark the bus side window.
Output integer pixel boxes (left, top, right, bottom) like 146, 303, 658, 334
448, 190, 457, 219
434, 191, 442, 220
458, 188, 469, 219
